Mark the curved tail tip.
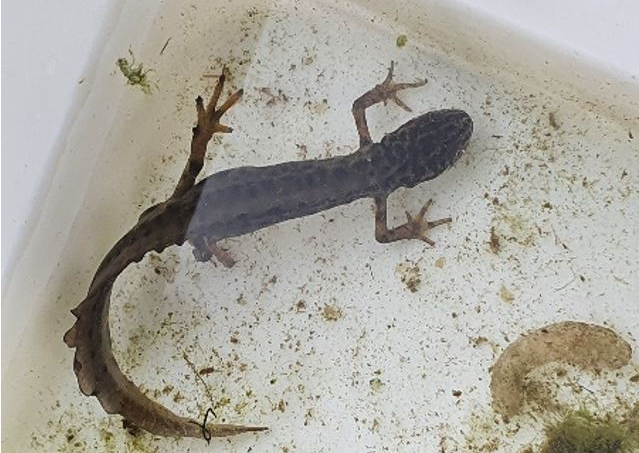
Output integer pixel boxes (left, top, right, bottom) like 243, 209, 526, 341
204, 423, 269, 439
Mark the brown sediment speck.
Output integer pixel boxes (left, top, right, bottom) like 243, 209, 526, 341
490, 321, 632, 417
258, 87, 290, 107
236, 293, 247, 305
369, 378, 384, 392
198, 367, 215, 376
499, 284, 514, 302
489, 226, 501, 253
471, 336, 489, 348
548, 111, 559, 130
321, 304, 343, 321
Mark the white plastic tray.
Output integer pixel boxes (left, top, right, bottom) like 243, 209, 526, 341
3, 1, 638, 452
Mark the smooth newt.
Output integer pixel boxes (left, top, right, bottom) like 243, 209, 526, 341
64, 62, 473, 441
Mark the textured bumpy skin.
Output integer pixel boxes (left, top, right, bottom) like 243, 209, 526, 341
64, 78, 472, 440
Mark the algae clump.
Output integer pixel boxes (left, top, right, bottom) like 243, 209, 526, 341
396, 34, 408, 48
542, 409, 639, 453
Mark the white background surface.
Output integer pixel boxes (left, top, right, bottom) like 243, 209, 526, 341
2, 0, 119, 281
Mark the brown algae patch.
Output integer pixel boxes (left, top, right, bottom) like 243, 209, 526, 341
541, 408, 639, 453
321, 303, 343, 321
490, 321, 632, 417
499, 284, 515, 303
395, 260, 421, 293
369, 377, 384, 393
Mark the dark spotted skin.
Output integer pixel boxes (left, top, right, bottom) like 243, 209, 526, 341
64, 66, 473, 441
187, 109, 472, 244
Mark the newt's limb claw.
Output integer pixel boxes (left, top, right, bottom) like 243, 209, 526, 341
172, 69, 243, 198
206, 68, 226, 112
351, 61, 427, 147
374, 196, 451, 245
214, 89, 243, 120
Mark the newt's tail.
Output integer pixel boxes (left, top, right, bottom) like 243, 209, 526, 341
64, 275, 267, 439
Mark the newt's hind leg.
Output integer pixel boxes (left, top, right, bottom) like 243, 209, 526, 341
351, 61, 426, 147
172, 70, 243, 198
374, 197, 451, 246
192, 236, 236, 268
176, 69, 243, 266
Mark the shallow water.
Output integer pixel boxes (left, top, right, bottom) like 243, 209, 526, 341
3, 0, 638, 452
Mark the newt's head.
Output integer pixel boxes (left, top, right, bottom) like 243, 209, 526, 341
379, 109, 473, 188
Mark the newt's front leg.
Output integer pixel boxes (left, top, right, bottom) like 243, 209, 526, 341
351, 62, 450, 245
352, 61, 426, 147
374, 198, 451, 246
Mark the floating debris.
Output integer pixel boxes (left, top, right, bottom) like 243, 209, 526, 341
116, 49, 156, 95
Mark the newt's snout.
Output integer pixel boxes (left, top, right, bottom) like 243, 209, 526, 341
427, 109, 473, 150
447, 109, 473, 148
